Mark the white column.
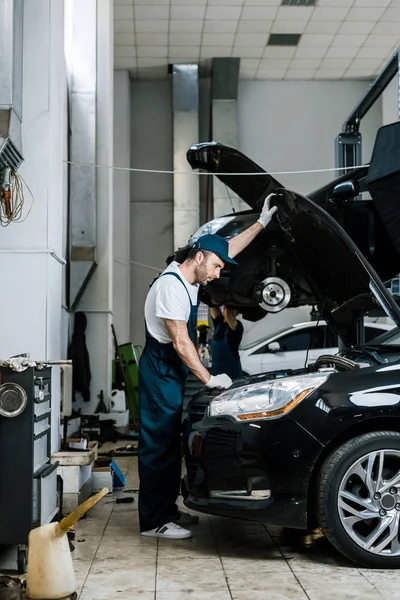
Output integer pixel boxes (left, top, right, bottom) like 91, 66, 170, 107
79, 0, 114, 413
113, 70, 131, 344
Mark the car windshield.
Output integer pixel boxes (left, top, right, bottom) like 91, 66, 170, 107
240, 324, 322, 350
362, 325, 399, 347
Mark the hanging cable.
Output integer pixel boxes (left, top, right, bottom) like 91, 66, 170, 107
0, 169, 34, 227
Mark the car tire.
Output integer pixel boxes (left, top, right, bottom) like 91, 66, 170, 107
316, 431, 400, 568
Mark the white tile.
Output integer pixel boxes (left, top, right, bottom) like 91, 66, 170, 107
346, 6, 386, 20
275, 6, 314, 21
242, 7, 278, 20
259, 57, 291, 69
204, 20, 239, 33
311, 6, 350, 20
240, 58, 261, 69
115, 5, 134, 19
170, 5, 206, 20
343, 69, 375, 78
357, 46, 392, 59
114, 33, 135, 45
135, 20, 169, 33
234, 33, 268, 46
240, 69, 257, 79
319, 57, 353, 69
364, 33, 400, 46
114, 46, 136, 58
170, 0, 207, 3
134, 5, 169, 19
209, 0, 243, 4
299, 34, 334, 47
244, 0, 280, 4
169, 33, 202, 45
136, 46, 168, 58
381, 7, 400, 19
290, 58, 322, 69
314, 68, 346, 79
316, 0, 353, 4
114, 20, 134, 33
304, 20, 341, 34
237, 20, 272, 33
205, 6, 242, 20
137, 58, 168, 67
232, 46, 264, 58
114, 57, 137, 69
134, 0, 169, 3
169, 20, 204, 33
295, 46, 328, 59
354, 0, 391, 5
256, 69, 286, 79
324, 46, 359, 59
332, 34, 368, 47
202, 33, 235, 46
372, 20, 400, 33
200, 46, 233, 58
263, 46, 296, 58
168, 46, 200, 58
136, 33, 168, 45
350, 57, 387, 70
338, 21, 375, 34
271, 21, 308, 34
285, 69, 316, 79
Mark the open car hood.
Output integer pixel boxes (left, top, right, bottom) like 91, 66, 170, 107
187, 142, 283, 210
273, 190, 400, 347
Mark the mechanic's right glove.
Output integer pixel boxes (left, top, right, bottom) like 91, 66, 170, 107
206, 374, 232, 389
257, 192, 281, 228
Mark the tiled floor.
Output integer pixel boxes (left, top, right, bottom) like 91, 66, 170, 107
2, 452, 400, 599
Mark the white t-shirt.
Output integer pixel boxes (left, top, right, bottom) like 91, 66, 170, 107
144, 261, 199, 344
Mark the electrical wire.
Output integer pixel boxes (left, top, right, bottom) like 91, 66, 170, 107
0, 170, 34, 227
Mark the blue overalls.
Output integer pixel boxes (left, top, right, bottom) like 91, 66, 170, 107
138, 272, 198, 532
210, 316, 244, 379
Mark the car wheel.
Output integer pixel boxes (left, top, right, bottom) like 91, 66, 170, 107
316, 431, 400, 568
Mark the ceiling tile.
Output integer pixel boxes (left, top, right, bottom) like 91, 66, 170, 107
263, 46, 296, 58
170, 0, 207, 3
299, 34, 334, 46
294, 46, 327, 58
170, 33, 202, 45
134, 6, 169, 19
137, 58, 168, 67
170, 5, 207, 19
136, 33, 168, 45
332, 34, 368, 47
204, 20, 239, 33
200, 46, 233, 58
114, 46, 136, 58
169, 58, 199, 65
135, 20, 169, 33
208, 0, 244, 4
325, 46, 359, 58
240, 69, 257, 79
134, 0, 169, 4
114, 20, 134, 33
343, 69, 375, 78
240, 58, 261, 69
244, 0, 280, 5
275, 6, 314, 20
168, 46, 200, 58
353, 0, 391, 5
205, 6, 242, 20
285, 69, 317, 79
202, 33, 235, 46
305, 20, 341, 34
350, 57, 387, 70
242, 6, 278, 19
372, 20, 400, 33
137, 46, 168, 58
169, 20, 204, 33
319, 57, 353, 69
259, 57, 292, 69
311, 6, 350, 20
338, 21, 375, 34
290, 58, 322, 69
114, 57, 137, 69
271, 21, 308, 34
115, 0, 134, 4
364, 33, 400, 46
256, 69, 286, 79
346, 6, 386, 20
115, 33, 135, 45
235, 33, 269, 46
237, 20, 273, 33
314, 68, 346, 78
232, 46, 264, 58
316, 0, 353, 4
381, 7, 400, 19
357, 46, 392, 59
115, 5, 134, 19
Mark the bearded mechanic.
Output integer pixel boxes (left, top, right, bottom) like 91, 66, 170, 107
138, 193, 279, 540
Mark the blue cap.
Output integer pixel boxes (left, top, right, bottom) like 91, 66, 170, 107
193, 234, 238, 265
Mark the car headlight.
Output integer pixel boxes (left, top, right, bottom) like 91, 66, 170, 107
190, 216, 235, 243
209, 373, 328, 421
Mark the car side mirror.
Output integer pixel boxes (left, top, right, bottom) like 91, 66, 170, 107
267, 341, 280, 353
329, 180, 359, 203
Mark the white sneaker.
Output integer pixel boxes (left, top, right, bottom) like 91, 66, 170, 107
173, 510, 199, 526
140, 522, 192, 539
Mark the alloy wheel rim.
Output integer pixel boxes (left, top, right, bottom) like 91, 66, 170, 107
338, 449, 400, 556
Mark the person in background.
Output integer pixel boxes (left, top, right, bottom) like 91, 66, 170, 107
210, 306, 244, 379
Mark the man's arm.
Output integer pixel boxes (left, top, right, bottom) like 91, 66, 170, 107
210, 307, 222, 320
228, 193, 280, 259
163, 319, 211, 384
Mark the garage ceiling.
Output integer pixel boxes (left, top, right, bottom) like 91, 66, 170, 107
114, 0, 400, 80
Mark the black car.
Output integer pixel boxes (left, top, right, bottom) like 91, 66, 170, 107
182, 185, 400, 569
172, 122, 400, 322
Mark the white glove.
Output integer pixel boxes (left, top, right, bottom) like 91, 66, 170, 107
257, 192, 281, 227
206, 374, 232, 389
